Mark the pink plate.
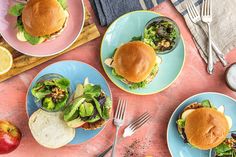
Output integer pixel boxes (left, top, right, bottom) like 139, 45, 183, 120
0, 0, 85, 57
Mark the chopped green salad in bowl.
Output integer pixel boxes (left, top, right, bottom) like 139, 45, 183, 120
63, 78, 112, 130
143, 16, 180, 54
31, 73, 71, 112
210, 131, 236, 157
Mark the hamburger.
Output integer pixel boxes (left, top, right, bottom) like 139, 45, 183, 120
104, 41, 162, 89
63, 78, 112, 130
9, 0, 68, 45
176, 100, 232, 150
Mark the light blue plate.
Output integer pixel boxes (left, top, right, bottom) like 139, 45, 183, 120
100, 10, 185, 95
167, 92, 236, 157
26, 60, 112, 144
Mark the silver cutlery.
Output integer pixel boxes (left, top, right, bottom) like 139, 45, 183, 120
98, 112, 151, 157
111, 99, 127, 157
186, 0, 227, 67
201, 0, 213, 74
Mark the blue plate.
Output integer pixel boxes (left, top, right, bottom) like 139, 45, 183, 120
26, 60, 112, 144
100, 10, 185, 95
167, 92, 236, 157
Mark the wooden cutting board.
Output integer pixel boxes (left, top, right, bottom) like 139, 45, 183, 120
0, 9, 100, 83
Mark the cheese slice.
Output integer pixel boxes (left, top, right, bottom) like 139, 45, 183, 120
181, 109, 195, 120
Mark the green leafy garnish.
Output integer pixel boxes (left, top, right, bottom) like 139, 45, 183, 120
86, 115, 101, 123
79, 102, 94, 117
92, 97, 103, 118
54, 92, 69, 110
201, 100, 215, 108
111, 64, 158, 90
129, 80, 148, 89
64, 98, 85, 121
112, 69, 124, 80
84, 84, 101, 97
130, 36, 142, 41
9, 4, 25, 16
102, 97, 112, 120
214, 142, 235, 157
176, 119, 185, 128
23, 31, 42, 45
42, 97, 55, 110
31, 82, 51, 101
63, 78, 112, 126
31, 77, 70, 111
54, 78, 70, 90
57, 0, 67, 10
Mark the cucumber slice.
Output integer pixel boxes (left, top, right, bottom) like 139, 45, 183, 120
73, 84, 84, 99
63, 97, 85, 121
66, 117, 85, 128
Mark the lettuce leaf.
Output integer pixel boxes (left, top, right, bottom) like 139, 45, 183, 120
42, 97, 55, 110
31, 82, 51, 101
54, 78, 70, 90
23, 30, 42, 45
129, 80, 148, 89
201, 100, 216, 108
102, 97, 112, 120
214, 143, 233, 156
176, 119, 185, 128
92, 97, 103, 118
84, 84, 101, 98
9, 4, 25, 16
54, 92, 69, 110
79, 102, 94, 117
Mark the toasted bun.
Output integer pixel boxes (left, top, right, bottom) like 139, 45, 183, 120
177, 102, 203, 139
22, 0, 66, 37
29, 109, 75, 149
185, 108, 229, 150
113, 41, 156, 83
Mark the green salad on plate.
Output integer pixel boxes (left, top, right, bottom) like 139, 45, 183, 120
63, 78, 112, 130
31, 74, 70, 112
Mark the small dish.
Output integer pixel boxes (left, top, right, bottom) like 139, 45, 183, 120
100, 10, 185, 95
26, 60, 112, 144
32, 73, 71, 112
167, 92, 236, 157
0, 0, 84, 57
143, 16, 180, 54
209, 131, 236, 157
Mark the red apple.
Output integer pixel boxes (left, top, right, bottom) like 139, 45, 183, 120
0, 120, 21, 154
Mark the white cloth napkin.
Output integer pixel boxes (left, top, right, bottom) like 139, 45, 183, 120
171, 0, 236, 63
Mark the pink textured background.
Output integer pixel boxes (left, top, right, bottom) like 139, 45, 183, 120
1, 1, 236, 157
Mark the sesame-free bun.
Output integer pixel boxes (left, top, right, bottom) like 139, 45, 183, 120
29, 109, 75, 149
22, 0, 66, 37
185, 108, 229, 150
113, 41, 156, 83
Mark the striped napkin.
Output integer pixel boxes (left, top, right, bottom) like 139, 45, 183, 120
90, 0, 165, 26
171, 0, 236, 63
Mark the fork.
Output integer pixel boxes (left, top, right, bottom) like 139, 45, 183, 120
111, 99, 127, 157
201, 0, 213, 74
186, 0, 227, 67
98, 112, 151, 157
